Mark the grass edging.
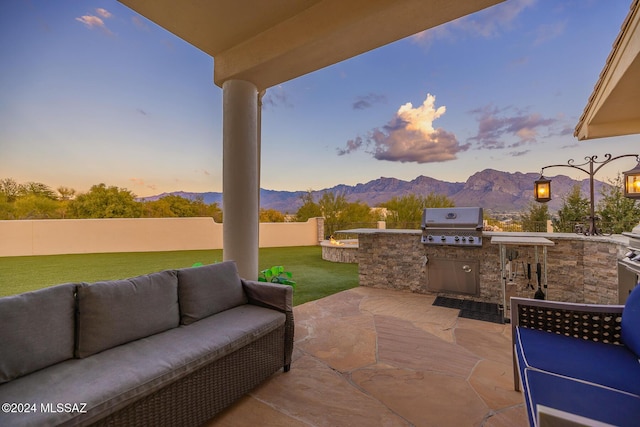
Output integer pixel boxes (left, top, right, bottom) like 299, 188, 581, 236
0, 246, 359, 306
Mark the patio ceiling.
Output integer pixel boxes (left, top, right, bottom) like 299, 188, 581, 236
575, 0, 640, 140
118, 0, 504, 91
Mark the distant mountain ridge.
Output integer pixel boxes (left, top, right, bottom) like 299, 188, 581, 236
140, 169, 610, 214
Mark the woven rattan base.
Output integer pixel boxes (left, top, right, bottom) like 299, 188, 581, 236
92, 326, 286, 427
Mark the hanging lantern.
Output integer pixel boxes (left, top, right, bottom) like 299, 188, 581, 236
623, 159, 640, 199
534, 175, 551, 203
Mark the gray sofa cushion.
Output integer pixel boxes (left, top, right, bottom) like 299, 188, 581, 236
76, 270, 179, 358
0, 305, 285, 426
177, 261, 248, 325
0, 283, 76, 384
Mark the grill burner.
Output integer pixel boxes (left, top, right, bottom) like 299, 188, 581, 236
421, 207, 484, 246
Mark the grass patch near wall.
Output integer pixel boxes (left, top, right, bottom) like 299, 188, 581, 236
0, 246, 359, 306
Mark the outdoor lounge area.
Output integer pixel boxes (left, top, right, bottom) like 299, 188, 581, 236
2, 0, 639, 425
207, 286, 527, 426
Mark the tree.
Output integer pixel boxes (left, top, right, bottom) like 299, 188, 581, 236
56, 186, 76, 219
142, 195, 222, 220
521, 202, 549, 232
339, 200, 378, 227
318, 191, 348, 237
552, 185, 590, 233
0, 193, 14, 219
68, 184, 142, 218
295, 190, 322, 222
423, 192, 456, 208
57, 186, 76, 201
381, 192, 455, 228
0, 178, 21, 202
294, 190, 377, 236
205, 202, 223, 222
20, 182, 58, 200
13, 194, 61, 219
597, 174, 640, 233
260, 208, 285, 222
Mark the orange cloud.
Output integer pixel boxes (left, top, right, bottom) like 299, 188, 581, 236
75, 10, 113, 35
339, 93, 466, 163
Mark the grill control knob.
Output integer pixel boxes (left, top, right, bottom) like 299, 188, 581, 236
427, 235, 433, 241
454, 236, 460, 242
461, 236, 467, 242
440, 235, 446, 242
468, 236, 475, 242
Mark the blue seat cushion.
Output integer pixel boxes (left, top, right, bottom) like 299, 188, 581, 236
622, 284, 640, 358
515, 327, 640, 396
523, 368, 640, 427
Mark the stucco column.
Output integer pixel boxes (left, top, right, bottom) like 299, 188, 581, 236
222, 79, 259, 280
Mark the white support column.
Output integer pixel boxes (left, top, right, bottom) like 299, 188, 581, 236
222, 80, 259, 280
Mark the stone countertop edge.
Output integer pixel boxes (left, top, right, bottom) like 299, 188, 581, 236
339, 228, 631, 245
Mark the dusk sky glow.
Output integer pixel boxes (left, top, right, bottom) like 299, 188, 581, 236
1, 0, 638, 197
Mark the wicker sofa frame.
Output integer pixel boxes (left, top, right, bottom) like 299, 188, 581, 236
510, 297, 624, 391
95, 312, 294, 427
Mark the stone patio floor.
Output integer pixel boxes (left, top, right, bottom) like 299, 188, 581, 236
206, 286, 528, 427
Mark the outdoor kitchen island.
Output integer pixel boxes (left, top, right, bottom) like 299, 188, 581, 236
343, 228, 631, 318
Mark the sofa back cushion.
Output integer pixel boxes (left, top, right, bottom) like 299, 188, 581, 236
76, 270, 179, 358
177, 261, 248, 325
0, 283, 76, 383
622, 283, 640, 358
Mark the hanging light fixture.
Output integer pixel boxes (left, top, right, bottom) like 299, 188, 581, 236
534, 175, 551, 203
623, 159, 640, 199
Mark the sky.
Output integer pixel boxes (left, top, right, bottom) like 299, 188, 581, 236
1, 0, 639, 197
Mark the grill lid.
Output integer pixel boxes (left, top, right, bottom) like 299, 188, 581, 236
623, 223, 640, 249
422, 207, 484, 230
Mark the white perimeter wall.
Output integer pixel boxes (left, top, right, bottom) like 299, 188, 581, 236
0, 218, 322, 257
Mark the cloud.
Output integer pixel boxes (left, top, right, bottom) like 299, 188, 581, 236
263, 86, 292, 109
467, 105, 557, 149
95, 8, 112, 19
338, 94, 467, 163
509, 56, 529, 68
561, 143, 579, 149
75, 9, 113, 35
337, 137, 364, 155
413, 0, 536, 47
533, 21, 566, 45
508, 150, 531, 157
353, 93, 387, 110
130, 177, 156, 191
76, 15, 105, 29
131, 16, 149, 31
162, 39, 176, 51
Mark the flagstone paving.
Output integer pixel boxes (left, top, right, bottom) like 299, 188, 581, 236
207, 286, 528, 427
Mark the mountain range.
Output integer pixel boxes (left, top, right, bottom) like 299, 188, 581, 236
140, 169, 610, 214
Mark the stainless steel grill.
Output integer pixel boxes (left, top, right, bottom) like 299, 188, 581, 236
621, 224, 640, 275
421, 207, 484, 247
619, 224, 640, 303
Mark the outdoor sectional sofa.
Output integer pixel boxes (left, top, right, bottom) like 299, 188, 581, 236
0, 261, 294, 427
511, 284, 640, 427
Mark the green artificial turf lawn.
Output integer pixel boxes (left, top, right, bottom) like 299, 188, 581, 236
0, 246, 359, 306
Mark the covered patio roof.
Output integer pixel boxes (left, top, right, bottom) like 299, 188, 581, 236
116, 0, 505, 279
118, 0, 504, 91
575, 0, 640, 140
